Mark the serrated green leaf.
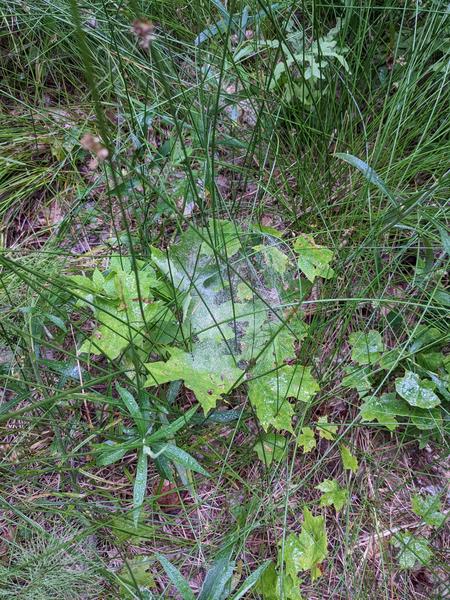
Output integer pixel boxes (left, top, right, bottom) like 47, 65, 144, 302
297, 427, 316, 453
281, 512, 328, 583
145, 345, 243, 414
254, 432, 287, 465
360, 393, 409, 431
256, 562, 278, 600
391, 532, 432, 569
316, 479, 348, 512
395, 371, 440, 409
294, 234, 334, 283
316, 416, 338, 440
340, 445, 358, 473
248, 365, 319, 432
349, 330, 384, 365
411, 494, 445, 528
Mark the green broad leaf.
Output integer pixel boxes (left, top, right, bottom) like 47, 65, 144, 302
156, 443, 209, 477
133, 450, 148, 526
340, 445, 358, 473
156, 554, 195, 600
416, 351, 445, 372
297, 427, 316, 453
145, 344, 244, 414
349, 330, 384, 365
315, 479, 348, 512
116, 384, 146, 435
411, 494, 446, 528
80, 300, 166, 360
316, 416, 338, 440
395, 371, 440, 409
253, 244, 290, 275
248, 365, 319, 432
289, 508, 328, 580
253, 432, 287, 465
360, 393, 410, 431
118, 556, 155, 597
342, 365, 372, 397
391, 532, 432, 569
409, 325, 443, 353
92, 267, 105, 289
410, 406, 443, 431
275, 572, 304, 600
236, 281, 253, 301
294, 234, 334, 283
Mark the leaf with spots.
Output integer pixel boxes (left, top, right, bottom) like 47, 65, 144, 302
395, 371, 440, 409
145, 343, 244, 414
286, 509, 328, 581
391, 533, 433, 569
248, 365, 319, 431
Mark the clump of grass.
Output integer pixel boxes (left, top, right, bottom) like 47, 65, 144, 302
0, 521, 104, 599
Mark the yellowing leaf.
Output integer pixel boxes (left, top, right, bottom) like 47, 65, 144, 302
297, 427, 316, 453
294, 234, 334, 283
316, 416, 338, 440
340, 445, 358, 473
